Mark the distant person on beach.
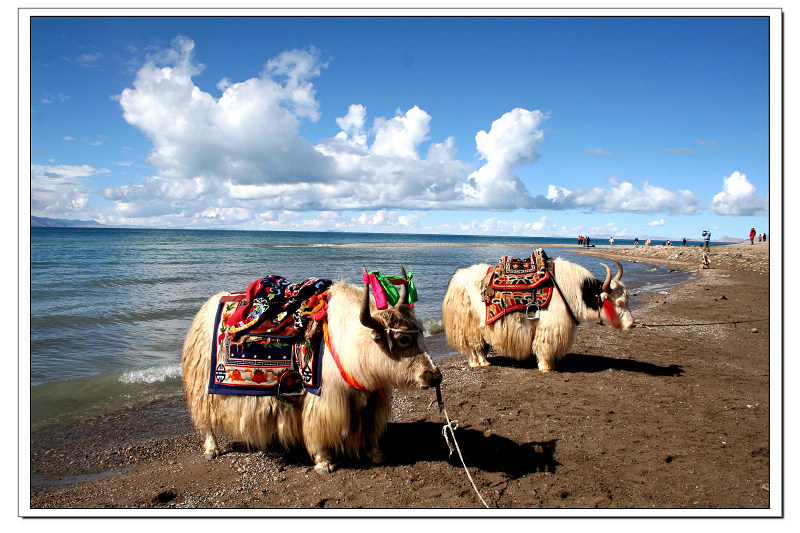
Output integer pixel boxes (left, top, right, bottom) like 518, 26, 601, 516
702, 229, 711, 251
682, 237, 686, 246
586, 236, 591, 247
634, 237, 639, 246
609, 236, 614, 246
750, 227, 756, 245
763, 233, 767, 243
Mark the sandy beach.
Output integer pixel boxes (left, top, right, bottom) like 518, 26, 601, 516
27, 241, 773, 513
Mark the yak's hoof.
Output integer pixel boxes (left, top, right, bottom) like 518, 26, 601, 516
204, 451, 217, 460
538, 367, 553, 373
479, 360, 491, 367
368, 449, 386, 465
314, 462, 335, 475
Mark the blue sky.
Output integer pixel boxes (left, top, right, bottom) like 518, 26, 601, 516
26, 12, 777, 240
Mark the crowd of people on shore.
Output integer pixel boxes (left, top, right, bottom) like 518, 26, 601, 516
576, 227, 766, 249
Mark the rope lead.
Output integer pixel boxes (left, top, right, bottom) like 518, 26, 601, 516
441, 407, 490, 508
433, 386, 491, 508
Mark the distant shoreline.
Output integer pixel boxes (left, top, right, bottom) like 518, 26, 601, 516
331, 242, 743, 249
31, 220, 748, 244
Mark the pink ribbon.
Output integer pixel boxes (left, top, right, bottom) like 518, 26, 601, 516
363, 272, 389, 309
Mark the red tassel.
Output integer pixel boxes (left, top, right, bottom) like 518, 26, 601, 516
602, 299, 622, 328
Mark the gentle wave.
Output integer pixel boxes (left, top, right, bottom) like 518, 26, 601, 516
30, 365, 184, 433
120, 362, 183, 384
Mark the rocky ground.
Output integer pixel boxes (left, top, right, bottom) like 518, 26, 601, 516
26, 242, 775, 517
593, 240, 770, 275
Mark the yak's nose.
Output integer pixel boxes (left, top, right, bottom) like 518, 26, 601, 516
424, 367, 443, 388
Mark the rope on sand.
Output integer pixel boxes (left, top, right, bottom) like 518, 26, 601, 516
438, 405, 491, 508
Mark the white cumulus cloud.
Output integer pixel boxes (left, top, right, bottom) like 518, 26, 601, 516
710, 171, 768, 216
103, 38, 548, 224
31, 164, 107, 216
462, 108, 547, 208
648, 218, 666, 227
542, 178, 701, 215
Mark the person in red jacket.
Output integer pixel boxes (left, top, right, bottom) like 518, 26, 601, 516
750, 227, 756, 245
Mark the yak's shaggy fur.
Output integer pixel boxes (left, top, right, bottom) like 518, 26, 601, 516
443, 259, 634, 372
182, 280, 441, 474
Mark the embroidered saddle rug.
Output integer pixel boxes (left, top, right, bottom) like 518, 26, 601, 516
208, 276, 333, 397
482, 249, 554, 325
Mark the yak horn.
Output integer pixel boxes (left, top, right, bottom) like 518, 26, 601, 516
361, 267, 386, 334
397, 265, 409, 306
612, 258, 623, 281
600, 263, 612, 294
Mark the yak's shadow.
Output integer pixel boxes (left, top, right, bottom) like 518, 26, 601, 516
223, 422, 558, 478
381, 421, 560, 478
558, 353, 684, 377
489, 353, 683, 377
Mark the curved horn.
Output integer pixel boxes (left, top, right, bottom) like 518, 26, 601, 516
600, 263, 612, 294
397, 265, 409, 306
361, 267, 386, 334
612, 258, 623, 281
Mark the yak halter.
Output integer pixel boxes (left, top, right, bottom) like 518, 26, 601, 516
323, 320, 387, 399
551, 274, 580, 326
323, 321, 367, 392
383, 327, 422, 351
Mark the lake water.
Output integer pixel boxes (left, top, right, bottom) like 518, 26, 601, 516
27, 227, 694, 431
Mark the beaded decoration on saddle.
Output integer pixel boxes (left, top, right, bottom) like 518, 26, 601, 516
208, 275, 332, 396
481, 248, 554, 325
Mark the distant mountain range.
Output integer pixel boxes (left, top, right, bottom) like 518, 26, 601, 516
31, 216, 107, 228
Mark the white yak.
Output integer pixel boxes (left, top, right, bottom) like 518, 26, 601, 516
443, 257, 634, 372
182, 268, 442, 474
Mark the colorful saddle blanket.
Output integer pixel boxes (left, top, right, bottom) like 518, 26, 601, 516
208, 276, 332, 396
482, 249, 554, 325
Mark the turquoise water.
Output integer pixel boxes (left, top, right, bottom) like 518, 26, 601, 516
28, 227, 693, 431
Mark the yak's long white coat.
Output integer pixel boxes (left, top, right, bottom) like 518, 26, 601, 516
443, 259, 633, 372
182, 280, 441, 473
